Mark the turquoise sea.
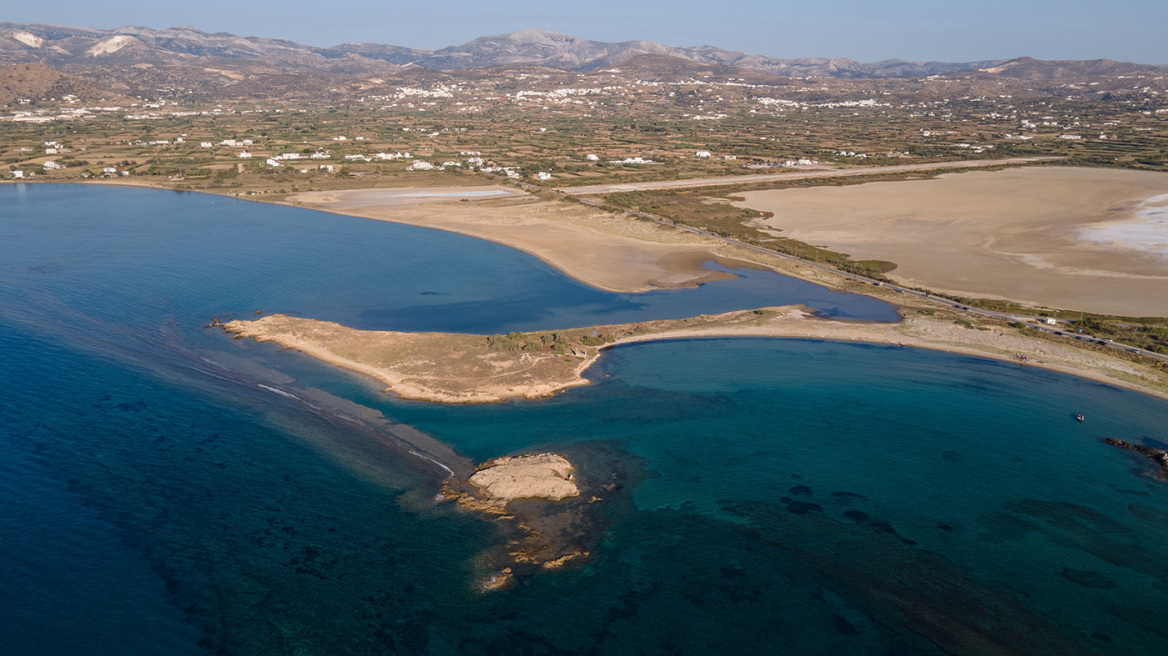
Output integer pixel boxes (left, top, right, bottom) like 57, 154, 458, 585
2, 184, 1167, 655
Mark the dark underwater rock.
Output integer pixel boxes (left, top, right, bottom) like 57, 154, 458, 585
1102, 438, 1168, 478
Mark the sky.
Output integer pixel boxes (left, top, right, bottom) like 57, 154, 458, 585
5, 0, 1167, 64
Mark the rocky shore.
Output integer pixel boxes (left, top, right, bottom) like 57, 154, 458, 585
441, 452, 610, 592
1102, 438, 1168, 478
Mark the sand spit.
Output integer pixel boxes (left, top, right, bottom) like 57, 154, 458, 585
221, 306, 1168, 404
287, 186, 740, 293
733, 167, 1168, 317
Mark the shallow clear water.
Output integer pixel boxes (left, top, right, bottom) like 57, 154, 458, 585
2, 184, 1167, 655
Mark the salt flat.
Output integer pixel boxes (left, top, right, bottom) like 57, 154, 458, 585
734, 167, 1168, 316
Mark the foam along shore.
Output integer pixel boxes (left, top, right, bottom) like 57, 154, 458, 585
220, 306, 1168, 404
286, 186, 741, 293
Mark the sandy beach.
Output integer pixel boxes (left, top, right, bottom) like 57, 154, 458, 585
223, 307, 1168, 405
733, 167, 1168, 316
288, 186, 742, 292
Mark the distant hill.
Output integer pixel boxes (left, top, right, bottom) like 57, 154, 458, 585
971, 56, 1167, 81
0, 23, 399, 74
335, 27, 1010, 78
0, 61, 126, 105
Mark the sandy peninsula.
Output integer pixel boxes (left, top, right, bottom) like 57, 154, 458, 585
221, 306, 1168, 404
288, 186, 743, 293
732, 167, 1168, 317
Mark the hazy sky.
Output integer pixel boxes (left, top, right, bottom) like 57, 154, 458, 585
7, 0, 1167, 64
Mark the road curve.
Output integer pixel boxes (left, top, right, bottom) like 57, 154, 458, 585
560, 156, 1065, 195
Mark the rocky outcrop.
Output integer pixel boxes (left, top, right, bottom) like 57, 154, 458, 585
1102, 438, 1168, 478
442, 452, 598, 591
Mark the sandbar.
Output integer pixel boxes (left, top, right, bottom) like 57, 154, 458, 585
732, 167, 1168, 316
222, 306, 1168, 404
288, 186, 741, 293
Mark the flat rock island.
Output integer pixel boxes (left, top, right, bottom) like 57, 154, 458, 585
442, 451, 601, 592
467, 453, 579, 506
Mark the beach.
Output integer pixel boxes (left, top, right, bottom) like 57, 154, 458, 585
732, 167, 1168, 316
288, 186, 743, 293
223, 307, 1168, 405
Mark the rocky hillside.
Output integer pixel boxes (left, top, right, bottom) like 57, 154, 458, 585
0, 61, 127, 105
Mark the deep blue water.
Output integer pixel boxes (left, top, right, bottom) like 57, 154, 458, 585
3, 184, 1168, 655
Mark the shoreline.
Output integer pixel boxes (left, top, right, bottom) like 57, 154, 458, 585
283, 186, 742, 294
14, 180, 1167, 400
5, 179, 754, 294
222, 309, 1168, 405
732, 167, 1168, 317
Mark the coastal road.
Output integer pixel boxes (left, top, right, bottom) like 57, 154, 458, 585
560, 156, 1066, 194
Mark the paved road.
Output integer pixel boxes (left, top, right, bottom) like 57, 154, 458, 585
560, 156, 1065, 195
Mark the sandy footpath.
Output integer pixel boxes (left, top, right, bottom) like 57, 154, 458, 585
733, 167, 1168, 316
288, 186, 741, 292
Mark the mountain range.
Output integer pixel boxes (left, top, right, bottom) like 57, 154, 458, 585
2, 22, 1166, 106
4, 22, 1163, 80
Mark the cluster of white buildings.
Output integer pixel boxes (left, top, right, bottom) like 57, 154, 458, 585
202, 139, 255, 148
480, 166, 522, 179
609, 156, 656, 165
266, 151, 331, 166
